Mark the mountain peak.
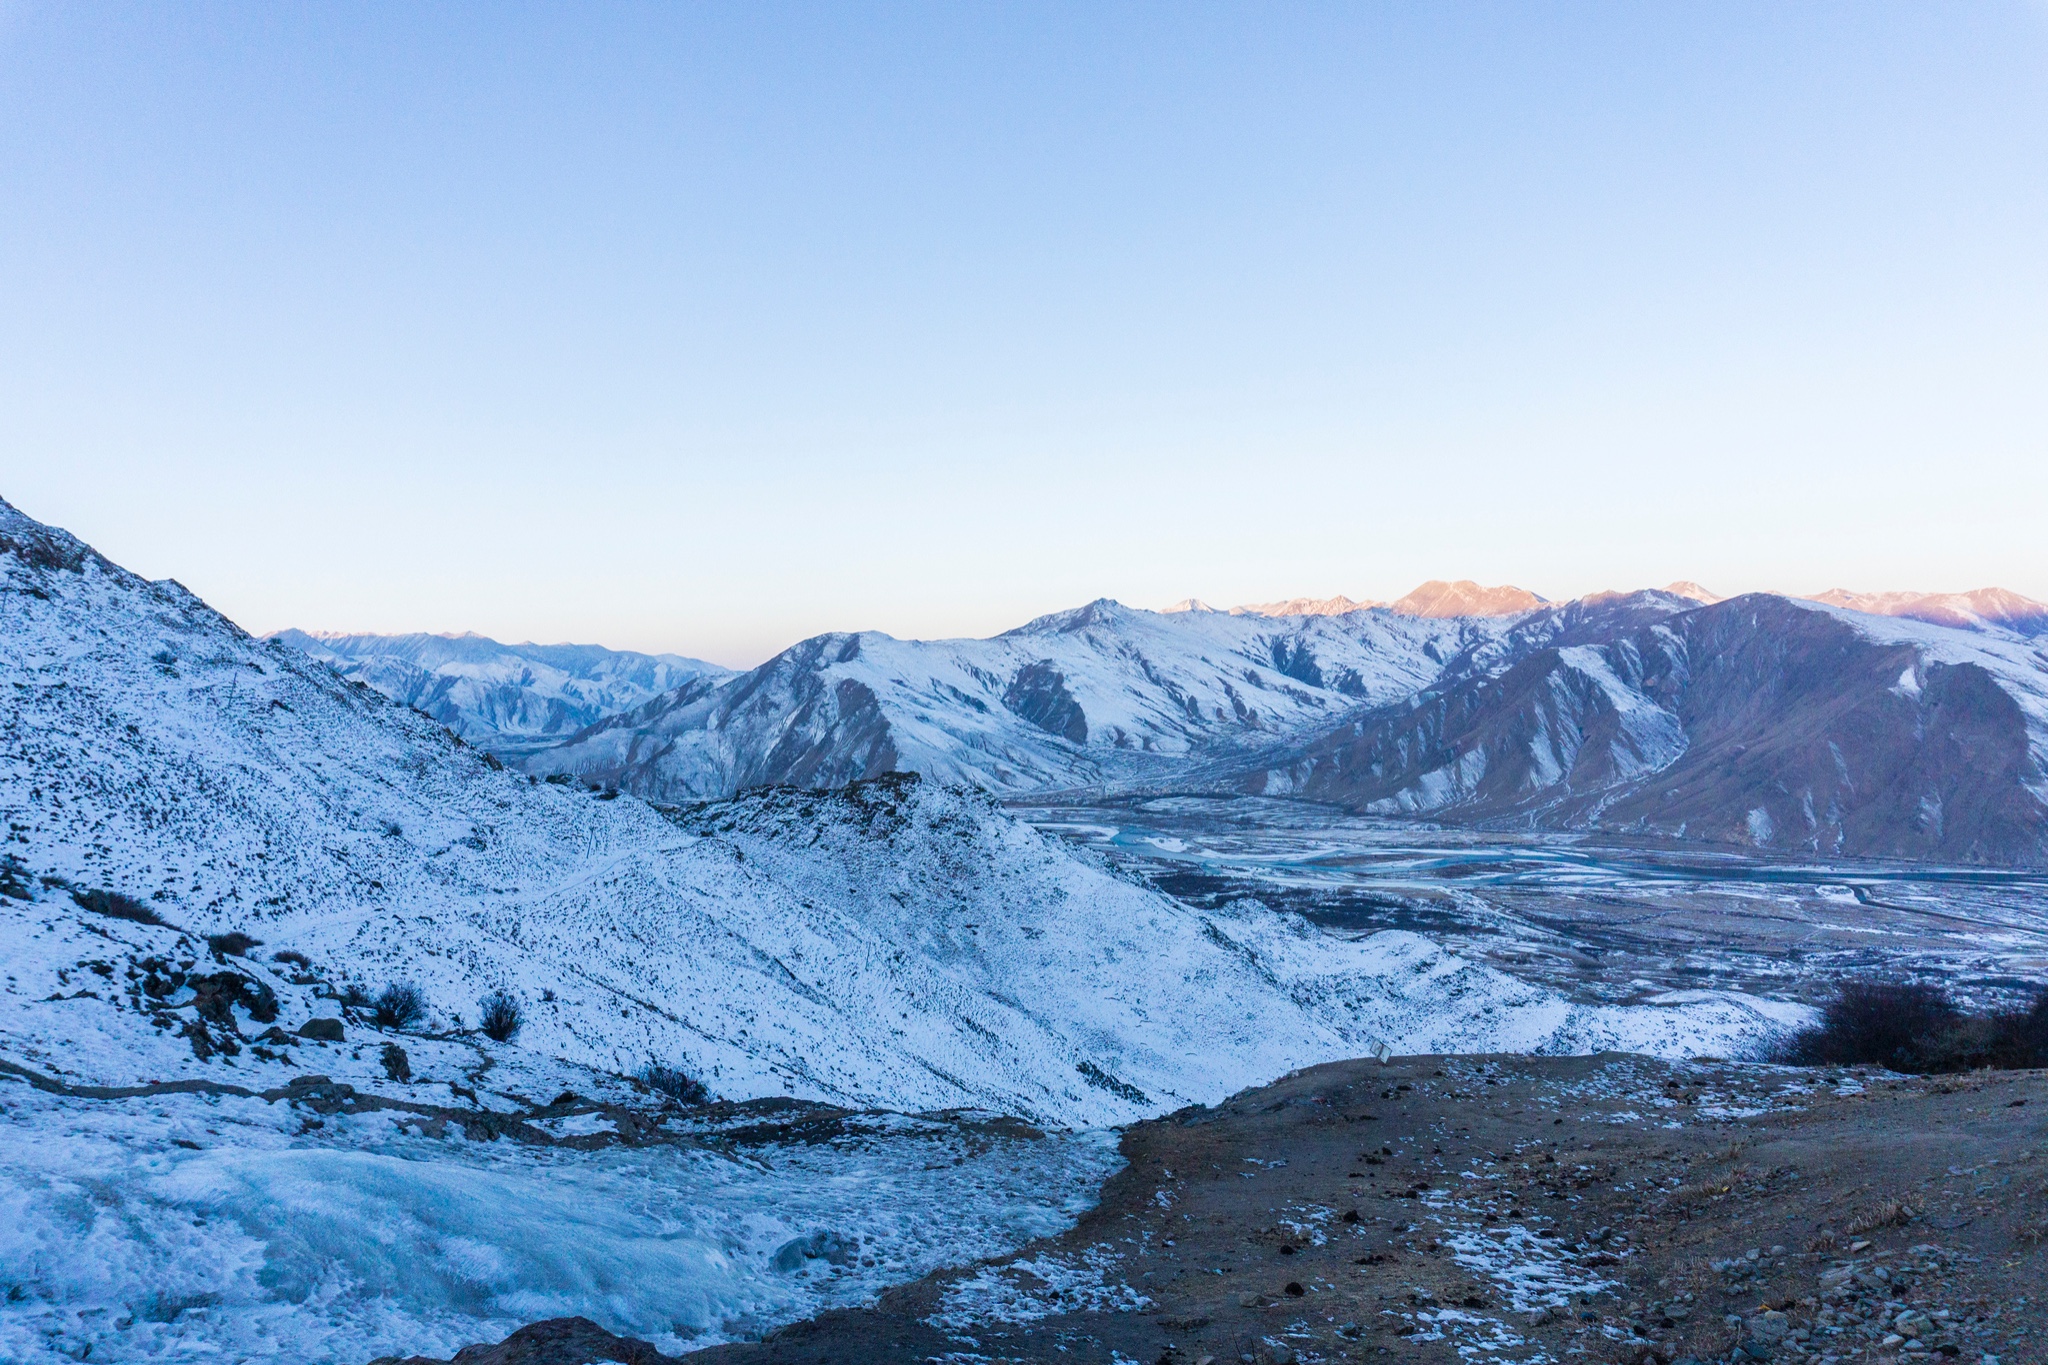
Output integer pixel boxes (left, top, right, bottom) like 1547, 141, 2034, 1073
1390, 580, 1545, 618
1229, 594, 1383, 618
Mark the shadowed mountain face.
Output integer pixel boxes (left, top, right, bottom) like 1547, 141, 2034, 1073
1249, 595, 2048, 864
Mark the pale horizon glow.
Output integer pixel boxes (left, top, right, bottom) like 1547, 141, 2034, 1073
4, 3, 2046, 668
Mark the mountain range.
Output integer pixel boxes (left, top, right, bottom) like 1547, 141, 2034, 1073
1, 494, 1780, 1129
477, 582, 2048, 864
88, 514, 2048, 865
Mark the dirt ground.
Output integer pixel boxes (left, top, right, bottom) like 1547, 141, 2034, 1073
682, 1053, 2046, 1365
385, 1053, 2047, 1365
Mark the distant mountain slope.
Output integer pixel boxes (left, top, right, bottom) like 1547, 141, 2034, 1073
1246, 594, 2048, 864
0, 496, 1781, 1125
1807, 587, 2048, 638
267, 629, 728, 756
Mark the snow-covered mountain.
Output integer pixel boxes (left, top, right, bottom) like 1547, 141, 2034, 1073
1247, 593, 2048, 864
0, 496, 1787, 1131
522, 598, 1545, 801
522, 590, 1718, 804
266, 629, 728, 757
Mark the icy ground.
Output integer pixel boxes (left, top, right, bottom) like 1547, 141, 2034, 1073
0, 1080, 1120, 1365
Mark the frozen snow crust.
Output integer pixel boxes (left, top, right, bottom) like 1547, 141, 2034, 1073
0, 496, 1801, 1361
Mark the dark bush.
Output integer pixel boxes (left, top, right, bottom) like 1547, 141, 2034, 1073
478, 989, 522, 1043
1778, 979, 2048, 1073
637, 1060, 709, 1105
273, 949, 312, 968
207, 931, 262, 957
72, 887, 163, 926
373, 982, 427, 1031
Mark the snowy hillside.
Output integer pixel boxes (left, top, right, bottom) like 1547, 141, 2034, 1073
268, 628, 727, 757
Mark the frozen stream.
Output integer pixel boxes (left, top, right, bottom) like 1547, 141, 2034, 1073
0, 1085, 1123, 1364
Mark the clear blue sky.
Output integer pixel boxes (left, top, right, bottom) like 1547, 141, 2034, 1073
4, 2, 2044, 665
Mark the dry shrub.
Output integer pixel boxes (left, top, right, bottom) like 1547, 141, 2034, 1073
1668, 1178, 1735, 1207
1779, 978, 2048, 1073
1846, 1198, 1916, 1235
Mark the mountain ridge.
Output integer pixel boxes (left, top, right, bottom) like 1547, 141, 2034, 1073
266, 628, 729, 757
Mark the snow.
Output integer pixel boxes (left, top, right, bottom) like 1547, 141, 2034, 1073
0, 1082, 1121, 1364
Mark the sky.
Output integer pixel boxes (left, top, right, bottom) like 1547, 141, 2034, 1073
2, 3, 2045, 667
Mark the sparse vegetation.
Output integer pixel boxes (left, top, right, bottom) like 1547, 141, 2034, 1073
1846, 1196, 1917, 1234
373, 982, 427, 1031
1076, 1059, 1150, 1104
71, 887, 163, 926
1775, 978, 2048, 1073
637, 1060, 709, 1105
478, 989, 522, 1043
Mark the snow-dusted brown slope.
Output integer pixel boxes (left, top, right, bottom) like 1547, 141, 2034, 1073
1250, 594, 2048, 864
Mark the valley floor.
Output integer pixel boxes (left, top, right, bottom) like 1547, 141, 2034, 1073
458, 1053, 2045, 1365
1023, 796, 2048, 1010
